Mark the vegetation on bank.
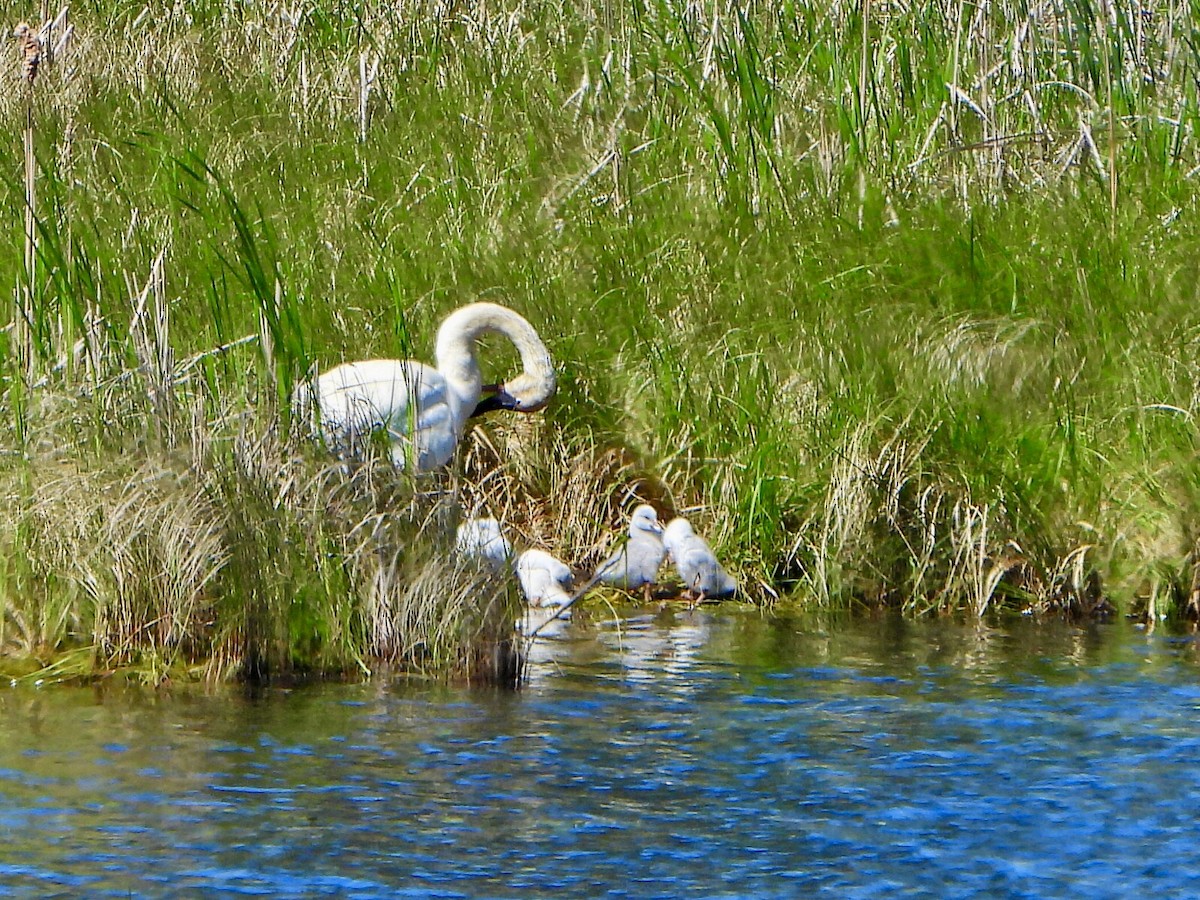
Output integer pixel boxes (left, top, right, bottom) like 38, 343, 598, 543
1, 0, 1198, 682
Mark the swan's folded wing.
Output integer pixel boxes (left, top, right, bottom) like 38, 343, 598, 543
315, 361, 455, 469
314, 361, 439, 419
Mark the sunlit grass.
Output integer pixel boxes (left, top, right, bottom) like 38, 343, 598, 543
0, 0, 1198, 680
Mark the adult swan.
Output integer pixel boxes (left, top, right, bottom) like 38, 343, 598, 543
294, 302, 555, 472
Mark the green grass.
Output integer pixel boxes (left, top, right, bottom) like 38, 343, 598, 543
1, 0, 1199, 680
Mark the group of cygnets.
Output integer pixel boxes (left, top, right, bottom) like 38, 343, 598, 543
456, 504, 738, 624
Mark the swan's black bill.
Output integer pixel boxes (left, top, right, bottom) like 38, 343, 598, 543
471, 385, 518, 417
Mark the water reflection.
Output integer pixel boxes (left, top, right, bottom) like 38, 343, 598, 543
0, 613, 1198, 898
583, 608, 711, 682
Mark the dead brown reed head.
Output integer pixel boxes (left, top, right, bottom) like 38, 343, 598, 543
12, 22, 40, 85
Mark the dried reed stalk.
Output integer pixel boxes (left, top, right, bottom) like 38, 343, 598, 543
14, 22, 42, 380
359, 51, 379, 142
128, 249, 177, 441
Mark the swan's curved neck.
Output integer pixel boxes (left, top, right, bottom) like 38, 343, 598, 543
435, 302, 555, 419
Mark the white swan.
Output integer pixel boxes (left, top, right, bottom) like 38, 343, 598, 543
662, 517, 738, 603
516, 548, 574, 608
293, 302, 555, 471
595, 504, 665, 601
455, 517, 512, 568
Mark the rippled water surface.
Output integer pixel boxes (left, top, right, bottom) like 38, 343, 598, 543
3, 611, 1200, 898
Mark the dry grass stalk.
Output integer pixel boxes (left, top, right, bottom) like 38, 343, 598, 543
14, 22, 42, 381
358, 50, 379, 142
127, 250, 177, 442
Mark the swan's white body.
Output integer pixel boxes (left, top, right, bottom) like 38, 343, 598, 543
516, 549, 574, 608
294, 303, 555, 471
455, 517, 512, 568
663, 517, 737, 600
595, 505, 665, 597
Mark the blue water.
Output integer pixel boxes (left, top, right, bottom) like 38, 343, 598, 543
1, 611, 1199, 898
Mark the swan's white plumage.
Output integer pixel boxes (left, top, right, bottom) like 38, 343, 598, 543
456, 517, 512, 568
295, 359, 458, 470
595, 504, 665, 592
516, 549, 574, 607
295, 303, 555, 471
662, 517, 737, 599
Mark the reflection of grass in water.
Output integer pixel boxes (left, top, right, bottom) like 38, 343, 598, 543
0, 2, 1198, 680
